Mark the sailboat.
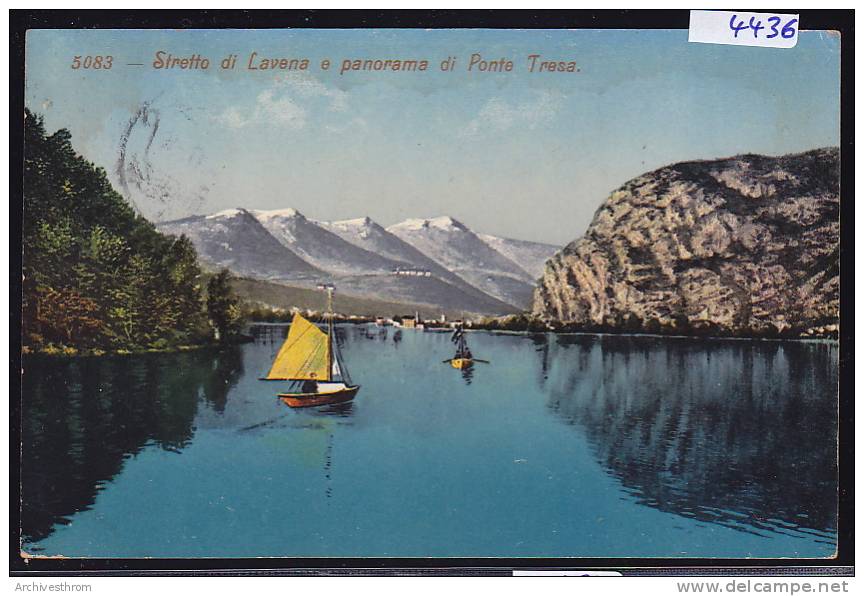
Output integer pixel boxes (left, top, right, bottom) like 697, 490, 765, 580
262, 285, 359, 408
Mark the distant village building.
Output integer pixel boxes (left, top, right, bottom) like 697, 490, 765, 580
392, 267, 432, 277
401, 311, 421, 329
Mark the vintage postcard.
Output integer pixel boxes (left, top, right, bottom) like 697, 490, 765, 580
17, 19, 843, 564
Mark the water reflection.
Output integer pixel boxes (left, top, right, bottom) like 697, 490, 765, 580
529, 333, 551, 389
201, 348, 245, 413
460, 364, 474, 385
248, 324, 286, 343
278, 402, 355, 501
20, 347, 243, 545
312, 402, 355, 418
352, 325, 384, 342
251, 327, 356, 503
20, 326, 839, 555
541, 334, 838, 541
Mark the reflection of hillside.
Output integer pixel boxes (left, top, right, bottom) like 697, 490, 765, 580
543, 335, 838, 539
21, 348, 244, 544
200, 348, 245, 413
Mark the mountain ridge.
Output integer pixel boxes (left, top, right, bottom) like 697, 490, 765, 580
253, 208, 400, 274
157, 208, 323, 281
156, 208, 559, 315
385, 215, 543, 306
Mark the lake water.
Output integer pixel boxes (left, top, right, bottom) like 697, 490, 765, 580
21, 326, 838, 558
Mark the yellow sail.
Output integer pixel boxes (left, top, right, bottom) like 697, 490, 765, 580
265, 313, 331, 381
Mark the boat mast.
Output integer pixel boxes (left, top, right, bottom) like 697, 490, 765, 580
317, 283, 336, 380
319, 283, 352, 384
326, 285, 334, 375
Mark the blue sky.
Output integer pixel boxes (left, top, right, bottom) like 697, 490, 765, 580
25, 28, 840, 244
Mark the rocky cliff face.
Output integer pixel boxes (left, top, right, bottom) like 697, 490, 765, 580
533, 148, 839, 337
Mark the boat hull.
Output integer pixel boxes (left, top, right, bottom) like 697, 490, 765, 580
279, 385, 360, 408
450, 358, 473, 370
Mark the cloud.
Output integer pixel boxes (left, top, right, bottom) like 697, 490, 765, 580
214, 73, 348, 130
461, 90, 565, 137
324, 117, 368, 135
256, 90, 306, 129
216, 106, 251, 129
273, 72, 349, 113
216, 90, 306, 130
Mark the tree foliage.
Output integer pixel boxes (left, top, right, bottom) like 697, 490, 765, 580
206, 270, 245, 342
22, 109, 217, 351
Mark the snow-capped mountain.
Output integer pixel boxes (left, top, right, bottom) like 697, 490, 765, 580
253, 208, 398, 274
320, 218, 483, 285
319, 217, 439, 269
156, 208, 322, 281
319, 216, 522, 312
478, 234, 558, 279
157, 208, 559, 313
387, 216, 538, 307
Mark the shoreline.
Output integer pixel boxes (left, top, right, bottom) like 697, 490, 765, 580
20, 336, 254, 359
473, 327, 839, 344
21, 324, 838, 359
251, 320, 839, 344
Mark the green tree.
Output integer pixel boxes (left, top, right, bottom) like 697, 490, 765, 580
206, 270, 244, 342
22, 108, 209, 351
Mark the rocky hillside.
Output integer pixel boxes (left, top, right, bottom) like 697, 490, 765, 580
533, 148, 839, 337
